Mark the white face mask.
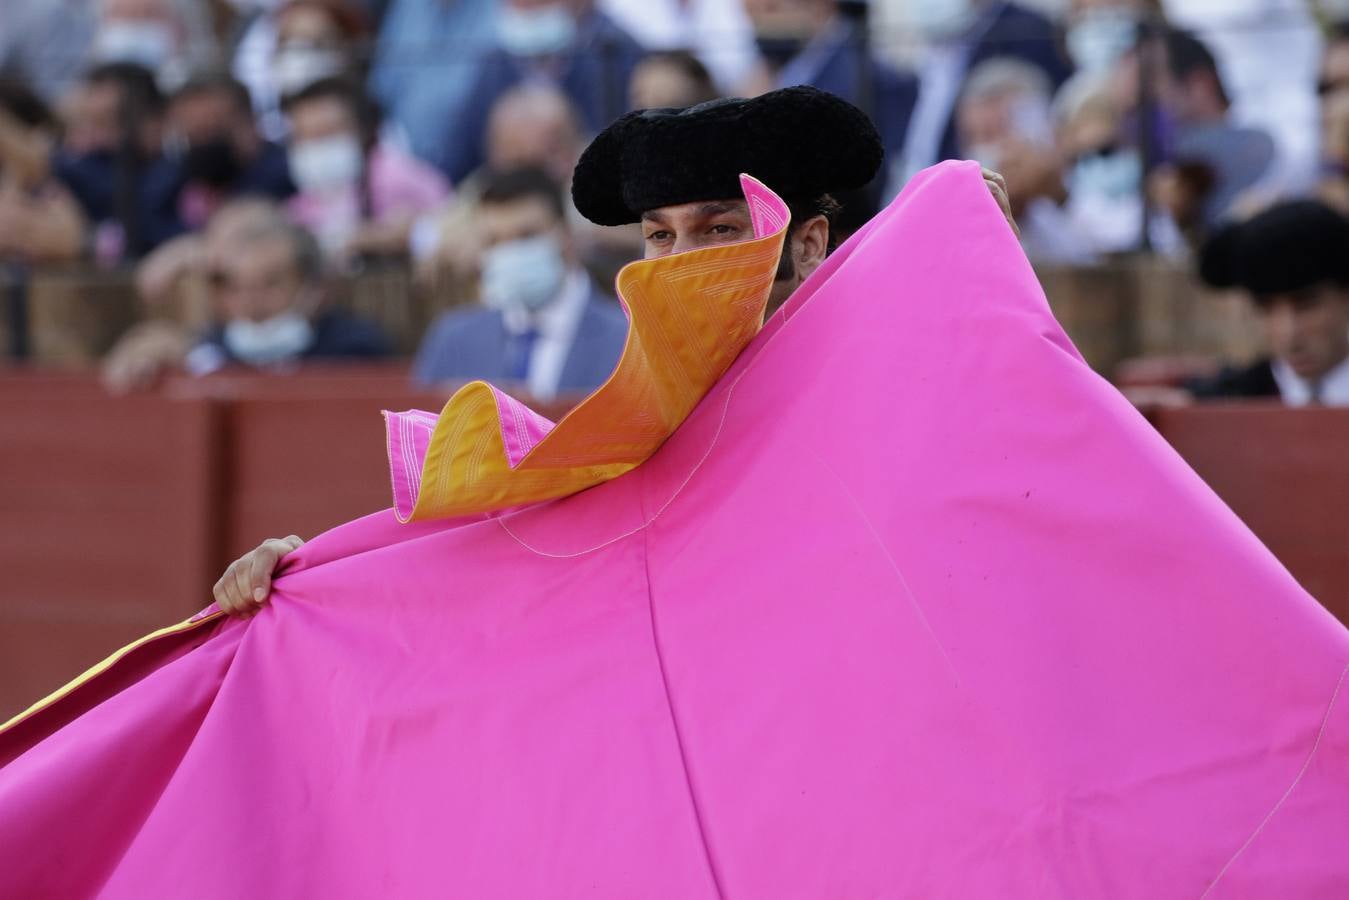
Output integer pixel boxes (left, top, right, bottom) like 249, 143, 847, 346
1070, 150, 1142, 201
93, 21, 175, 69
480, 234, 567, 314
909, 0, 976, 40
223, 311, 314, 365
289, 134, 364, 193
274, 43, 346, 97
498, 3, 578, 57
1065, 9, 1139, 74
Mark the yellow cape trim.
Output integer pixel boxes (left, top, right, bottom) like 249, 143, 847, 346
399, 175, 789, 521
0, 610, 224, 735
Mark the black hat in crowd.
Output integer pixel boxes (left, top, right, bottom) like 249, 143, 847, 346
571, 86, 883, 226
1199, 200, 1349, 298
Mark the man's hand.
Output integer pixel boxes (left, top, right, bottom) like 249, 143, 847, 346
982, 168, 1020, 238
212, 535, 305, 618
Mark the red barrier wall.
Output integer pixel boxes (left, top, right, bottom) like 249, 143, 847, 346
2, 372, 1345, 722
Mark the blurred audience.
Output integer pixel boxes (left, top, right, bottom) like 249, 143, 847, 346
282, 77, 449, 260
418, 84, 587, 287
599, 0, 757, 93
1319, 22, 1349, 214
367, 0, 498, 172
955, 58, 1090, 262
1062, 0, 1153, 75
134, 195, 287, 328
105, 208, 388, 390
630, 50, 720, 110
167, 70, 295, 234
1164, 0, 1322, 193
1191, 200, 1349, 405
51, 63, 183, 261
234, 0, 372, 140
901, 0, 1072, 184
0, 81, 87, 264
430, 0, 646, 184
90, 0, 219, 90
0, 0, 216, 104
1142, 28, 1275, 243
414, 167, 626, 400
741, 0, 918, 199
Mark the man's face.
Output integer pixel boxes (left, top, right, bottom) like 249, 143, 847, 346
640, 198, 827, 310
1258, 284, 1349, 381
211, 240, 306, 323
171, 89, 246, 149
287, 95, 356, 145
479, 195, 571, 256
639, 199, 754, 259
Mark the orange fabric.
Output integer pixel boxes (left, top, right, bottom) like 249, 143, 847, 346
397, 175, 789, 522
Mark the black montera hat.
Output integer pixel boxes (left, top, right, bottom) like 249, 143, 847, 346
571, 85, 884, 226
1199, 200, 1349, 298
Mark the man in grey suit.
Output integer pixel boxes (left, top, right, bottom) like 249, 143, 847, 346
413, 167, 628, 400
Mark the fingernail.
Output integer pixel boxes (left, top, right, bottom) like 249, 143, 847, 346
253, 588, 266, 601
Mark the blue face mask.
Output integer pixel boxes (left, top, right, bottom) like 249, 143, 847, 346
480, 234, 567, 314
1070, 150, 1142, 201
1066, 9, 1139, 74
497, 3, 577, 57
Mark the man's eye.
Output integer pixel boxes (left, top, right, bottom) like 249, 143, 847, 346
645, 231, 672, 241
710, 224, 739, 236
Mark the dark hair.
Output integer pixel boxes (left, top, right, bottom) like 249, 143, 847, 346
1164, 29, 1228, 109
777, 193, 843, 280
641, 50, 719, 106
84, 62, 165, 117
479, 167, 567, 221
0, 77, 54, 130
280, 76, 381, 145
171, 70, 254, 117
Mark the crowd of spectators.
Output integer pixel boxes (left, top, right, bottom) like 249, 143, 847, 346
1, 0, 1347, 406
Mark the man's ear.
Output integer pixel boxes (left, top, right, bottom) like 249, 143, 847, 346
792, 214, 830, 281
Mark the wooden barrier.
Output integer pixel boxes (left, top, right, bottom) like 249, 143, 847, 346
0, 372, 221, 718
1151, 404, 1349, 620
2, 370, 1343, 724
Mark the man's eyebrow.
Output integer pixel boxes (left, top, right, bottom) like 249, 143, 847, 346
697, 201, 746, 217
641, 210, 670, 226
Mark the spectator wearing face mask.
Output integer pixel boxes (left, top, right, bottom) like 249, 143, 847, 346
597, 0, 758, 94
0, 0, 216, 104
954, 58, 1099, 263
50, 62, 186, 260
167, 71, 295, 231
103, 212, 389, 389
0, 79, 87, 264
430, 0, 647, 184
414, 167, 627, 401
233, 0, 371, 141
282, 77, 449, 261
897, 0, 1072, 183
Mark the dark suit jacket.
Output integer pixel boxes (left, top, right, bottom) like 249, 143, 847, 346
937, 1, 1074, 162
413, 285, 628, 393
778, 19, 919, 168
432, 11, 645, 183
1187, 359, 1280, 400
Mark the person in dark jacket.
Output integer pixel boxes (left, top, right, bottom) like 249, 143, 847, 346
414, 167, 627, 400
1191, 200, 1349, 405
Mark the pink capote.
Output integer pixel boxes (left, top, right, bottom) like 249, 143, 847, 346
2, 162, 1348, 898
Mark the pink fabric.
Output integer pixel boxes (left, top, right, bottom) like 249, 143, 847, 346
3, 162, 1348, 898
